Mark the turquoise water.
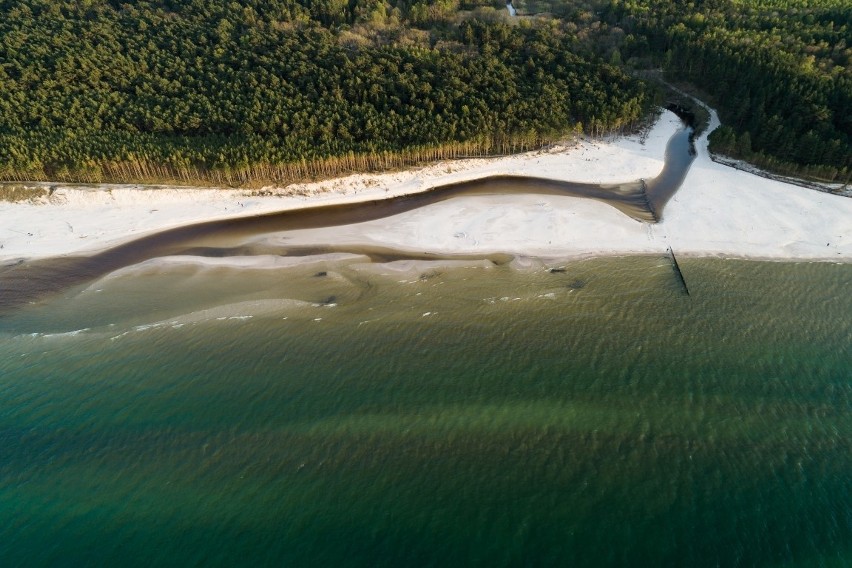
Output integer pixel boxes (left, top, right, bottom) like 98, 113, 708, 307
1, 256, 850, 566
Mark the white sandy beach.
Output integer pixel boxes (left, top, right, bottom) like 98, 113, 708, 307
1, 108, 850, 264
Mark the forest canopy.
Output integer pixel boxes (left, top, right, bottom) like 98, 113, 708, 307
0, 0, 650, 184
0, 0, 849, 184
602, 0, 851, 181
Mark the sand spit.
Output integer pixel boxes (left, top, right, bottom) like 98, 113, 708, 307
0, 109, 849, 263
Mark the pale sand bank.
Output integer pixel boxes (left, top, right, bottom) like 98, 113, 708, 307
1, 109, 849, 264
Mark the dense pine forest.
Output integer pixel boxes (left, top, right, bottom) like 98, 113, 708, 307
0, 0, 849, 185
0, 0, 651, 185
603, 0, 851, 183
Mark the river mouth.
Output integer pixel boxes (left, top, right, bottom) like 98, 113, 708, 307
0, 123, 694, 314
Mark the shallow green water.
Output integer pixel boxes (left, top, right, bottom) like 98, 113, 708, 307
1, 256, 850, 566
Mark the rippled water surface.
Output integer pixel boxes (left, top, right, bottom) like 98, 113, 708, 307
1, 256, 850, 566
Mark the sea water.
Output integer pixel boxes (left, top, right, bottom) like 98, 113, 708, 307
1, 255, 850, 566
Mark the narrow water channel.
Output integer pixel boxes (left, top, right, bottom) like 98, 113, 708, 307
0, 122, 694, 313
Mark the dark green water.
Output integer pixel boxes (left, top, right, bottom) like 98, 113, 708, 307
1, 256, 850, 567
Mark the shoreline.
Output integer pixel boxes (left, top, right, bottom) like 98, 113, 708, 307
1, 108, 850, 265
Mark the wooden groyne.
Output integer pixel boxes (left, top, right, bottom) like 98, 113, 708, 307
666, 246, 690, 296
